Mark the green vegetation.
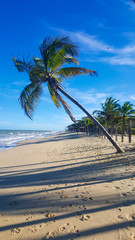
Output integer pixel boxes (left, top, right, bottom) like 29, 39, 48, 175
118, 102, 135, 133
93, 97, 120, 131
67, 98, 135, 136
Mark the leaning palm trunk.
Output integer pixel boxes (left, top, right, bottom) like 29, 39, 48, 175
58, 86, 124, 153
13, 36, 124, 153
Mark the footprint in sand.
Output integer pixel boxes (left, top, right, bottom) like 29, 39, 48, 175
60, 194, 68, 199
131, 233, 135, 240
40, 197, 46, 200
59, 223, 70, 232
44, 223, 70, 239
114, 186, 121, 190
79, 205, 87, 210
44, 231, 54, 239
126, 213, 135, 221
81, 196, 93, 202
24, 211, 34, 221
11, 227, 22, 234
120, 192, 131, 197
26, 214, 33, 221
4, 218, 9, 221
29, 226, 38, 233
59, 206, 66, 211
117, 215, 124, 219
80, 214, 90, 221
46, 212, 56, 218
117, 208, 122, 212
75, 229, 80, 237
75, 194, 83, 199
67, 203, 73, 208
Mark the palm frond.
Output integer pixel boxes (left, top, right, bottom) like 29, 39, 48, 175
119, 101, 135, 116
40, 36, 78, 55
93, 110, 102, 115
47, 81, 76, 123
51, 44, 79, 71
47, 82, 61, 108
58, 94, 76, 123
57, 67, 97, 78
33, 58, 45, 68
13, 57, 33, 73
29, 66, 48, 83
128, 110, 135, 114
19, 83, 43, 119
39, 36, 79, 70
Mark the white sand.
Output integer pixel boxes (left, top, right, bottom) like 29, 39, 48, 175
0, 132, 135, 240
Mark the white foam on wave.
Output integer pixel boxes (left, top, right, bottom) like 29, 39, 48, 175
0, 130, 58, 151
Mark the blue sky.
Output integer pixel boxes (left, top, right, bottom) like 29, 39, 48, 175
0, 0, 135, 130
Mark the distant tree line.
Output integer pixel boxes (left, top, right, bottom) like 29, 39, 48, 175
66, 97, 135, 136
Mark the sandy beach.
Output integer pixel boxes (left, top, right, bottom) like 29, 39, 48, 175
0, 132, 135, 240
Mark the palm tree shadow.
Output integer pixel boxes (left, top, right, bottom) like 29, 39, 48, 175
17, 132, 85, 147
0, 140, 135, 238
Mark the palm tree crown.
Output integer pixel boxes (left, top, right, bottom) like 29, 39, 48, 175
93, 97, 120, 128
118, 102, 135, 130
119, 102, 135, 117
13, 36, 96, 121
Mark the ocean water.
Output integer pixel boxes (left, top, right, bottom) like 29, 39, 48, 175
0, 130, 58, 151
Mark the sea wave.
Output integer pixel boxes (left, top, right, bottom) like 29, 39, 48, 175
0, 130, 58, 151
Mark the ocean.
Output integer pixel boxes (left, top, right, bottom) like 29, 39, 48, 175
0, 130, 58, 151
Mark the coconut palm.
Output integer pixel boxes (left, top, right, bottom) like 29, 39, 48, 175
13, 36, 123, 153
118, 102, 135, 131
93, 97, 120, 131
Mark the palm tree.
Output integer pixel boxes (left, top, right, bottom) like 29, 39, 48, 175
118, 102, 135, 132
13, 36, 123, 153
93, 97, 120, 131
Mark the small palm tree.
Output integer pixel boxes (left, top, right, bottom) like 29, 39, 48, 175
93, 97, 120, 131
13, 36, 123, 153
118, 102, 135, 132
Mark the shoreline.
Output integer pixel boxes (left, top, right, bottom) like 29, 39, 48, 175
0, 132, 135, 240
0, 130, 61, 152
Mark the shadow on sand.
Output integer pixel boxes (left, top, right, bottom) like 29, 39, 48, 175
0, 133, 135, 239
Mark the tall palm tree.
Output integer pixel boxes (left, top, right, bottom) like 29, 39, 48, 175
118, 102, 135, 131
13, 36, 123, 153
93, 97, 120, 131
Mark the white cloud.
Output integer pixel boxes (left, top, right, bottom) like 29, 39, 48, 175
71, 32, 113, 53
12, 81, 29, 86
66, 86, 135, 109
63, 30, 115, 54
0, 92, 18, 99
56, 29, 135, 66
100, 56, 135, 65
131, 95, 135, 100
54, 114, 71, 121
0, 121, 11, 125
122, 0, 135, 11
67, 88, 109, 105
